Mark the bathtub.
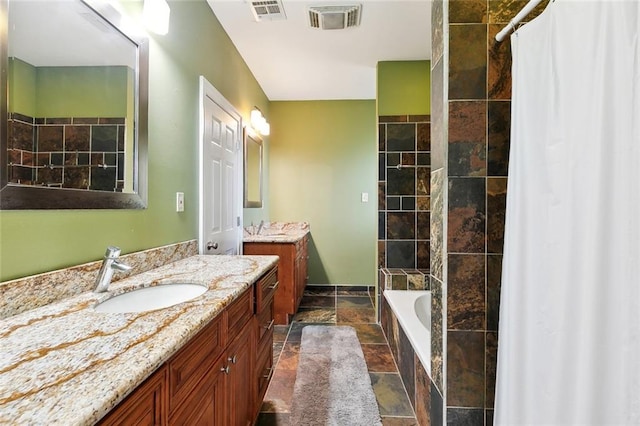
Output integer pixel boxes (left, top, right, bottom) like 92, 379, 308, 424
383, 290, 431, 375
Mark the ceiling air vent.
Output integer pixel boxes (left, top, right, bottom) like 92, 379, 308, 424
250, 0, 287, 22
308, 4, 362, 30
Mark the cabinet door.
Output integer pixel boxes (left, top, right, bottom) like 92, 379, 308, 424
227, 323, 255, 426
98, 367, 166, 426
169, 355, 227, 426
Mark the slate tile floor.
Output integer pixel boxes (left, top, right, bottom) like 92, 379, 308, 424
256, 286, 418, 425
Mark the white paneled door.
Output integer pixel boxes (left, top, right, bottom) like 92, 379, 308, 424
199, 77, 242, 255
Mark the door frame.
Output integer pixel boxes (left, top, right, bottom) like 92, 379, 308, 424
198, 76, 243, 255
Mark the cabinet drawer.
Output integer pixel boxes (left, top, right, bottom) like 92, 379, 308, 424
255, 333, 274, 405
256, 298, 274, 345
255, 267, 278, 313
167, 315, 224, 414
227, 288, 253, 339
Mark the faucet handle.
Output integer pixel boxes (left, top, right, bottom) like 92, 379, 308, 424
104, 246, 122, 258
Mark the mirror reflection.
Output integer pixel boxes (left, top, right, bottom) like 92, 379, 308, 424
244, 129, 263, 208
1, 0, 148, 209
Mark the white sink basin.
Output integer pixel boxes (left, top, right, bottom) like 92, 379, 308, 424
94, 283, 207, 313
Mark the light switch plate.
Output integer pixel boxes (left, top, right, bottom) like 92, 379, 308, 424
361, 192, 369, 203
176, 192, 185, 212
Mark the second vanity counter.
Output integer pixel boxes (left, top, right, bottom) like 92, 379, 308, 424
0, 254, 278, 425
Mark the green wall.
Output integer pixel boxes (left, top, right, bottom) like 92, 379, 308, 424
269, 101, 377, 285
377, 61, 431, 115
0, 0, 269, 281
9, 59, 129, 117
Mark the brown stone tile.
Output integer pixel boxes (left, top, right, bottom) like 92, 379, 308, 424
417, 122, 431, 151
488, 0, 549, 24
299, 295, 335, 308
362, 344, 397, 373
487, 254, 502, 331
416, 241, 431, 271
407, 272, 426, 291
303, 285, 336, 296
486, 332, 498, 409
336, 286, 371, 296
448, 101, 487, 177
37, 126, 64, 151
415, 353, 431, 426
390, 273, 407, 290
410, 115, 430, 122
292, 307, 336, 323
379, 182, 387, 209
489, 24, 512, 99
379, 241, 387, 269
276, 342, 300, 371
380, 115, 409, 123
487, 177, 507, 253
272, 341, 284, 366
449, 24, 487, 100
447, 330, 485, 407
430, 278, 444, 391
370, 373, 415, 417
379, 122, 387, 150
488, 101, 511, 176
417, 212, 430, 240
397, 326, 416, 409
417, 196, 430, 211
450, 0, 487, 23
387, 123, 416, 152
63, 166, 90, 189
417, 167, 430, 196
337, 307, 376, 324
65, 125, 90, 151
387, 167, 416, 196
447, 177, 486, 253
273, 325, 290, 343
337, 296, 374, 308
351, 323, 388, 344
447, 254, 486, 330
262, 369, 297, 412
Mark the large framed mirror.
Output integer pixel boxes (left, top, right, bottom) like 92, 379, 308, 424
243, 128, 263, 208
0, 0, 148, 209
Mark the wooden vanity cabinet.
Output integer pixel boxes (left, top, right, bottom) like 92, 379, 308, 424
98, 366, 167, 426
99, 265, 278, 426
244, 235, 308, 324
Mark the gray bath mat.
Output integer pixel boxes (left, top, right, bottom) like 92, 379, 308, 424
289, 325, 382, 426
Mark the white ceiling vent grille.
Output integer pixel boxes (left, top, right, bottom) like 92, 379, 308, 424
308, 4, 362, 30
250, 0, 287, 22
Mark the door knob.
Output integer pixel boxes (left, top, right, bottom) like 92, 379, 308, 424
207, 241, 218, 250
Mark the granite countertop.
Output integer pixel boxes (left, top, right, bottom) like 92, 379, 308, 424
243, 221, 310, 243
0, 254, 279, 425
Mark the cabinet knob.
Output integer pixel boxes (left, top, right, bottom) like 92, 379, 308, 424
228, 355, 238, 364
221, 365, 230, 374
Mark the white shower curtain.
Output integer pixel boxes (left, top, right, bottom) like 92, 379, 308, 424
495, 1, 640, 424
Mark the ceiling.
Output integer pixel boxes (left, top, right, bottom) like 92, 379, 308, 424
207, 0, 431, 101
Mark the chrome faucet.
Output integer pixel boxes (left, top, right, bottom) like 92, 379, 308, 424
94, 246, 132, 292
257, 220, 265, 235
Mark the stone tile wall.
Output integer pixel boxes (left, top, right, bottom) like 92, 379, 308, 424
7, 113, 127, 191
430, 0, 548, 423
378, 115, 431, 271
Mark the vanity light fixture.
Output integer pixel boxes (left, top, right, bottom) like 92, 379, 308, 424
250, 107, 270, 136
143, 0, 170, 35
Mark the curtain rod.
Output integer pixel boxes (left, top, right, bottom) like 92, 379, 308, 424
495, 0, 544, 42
